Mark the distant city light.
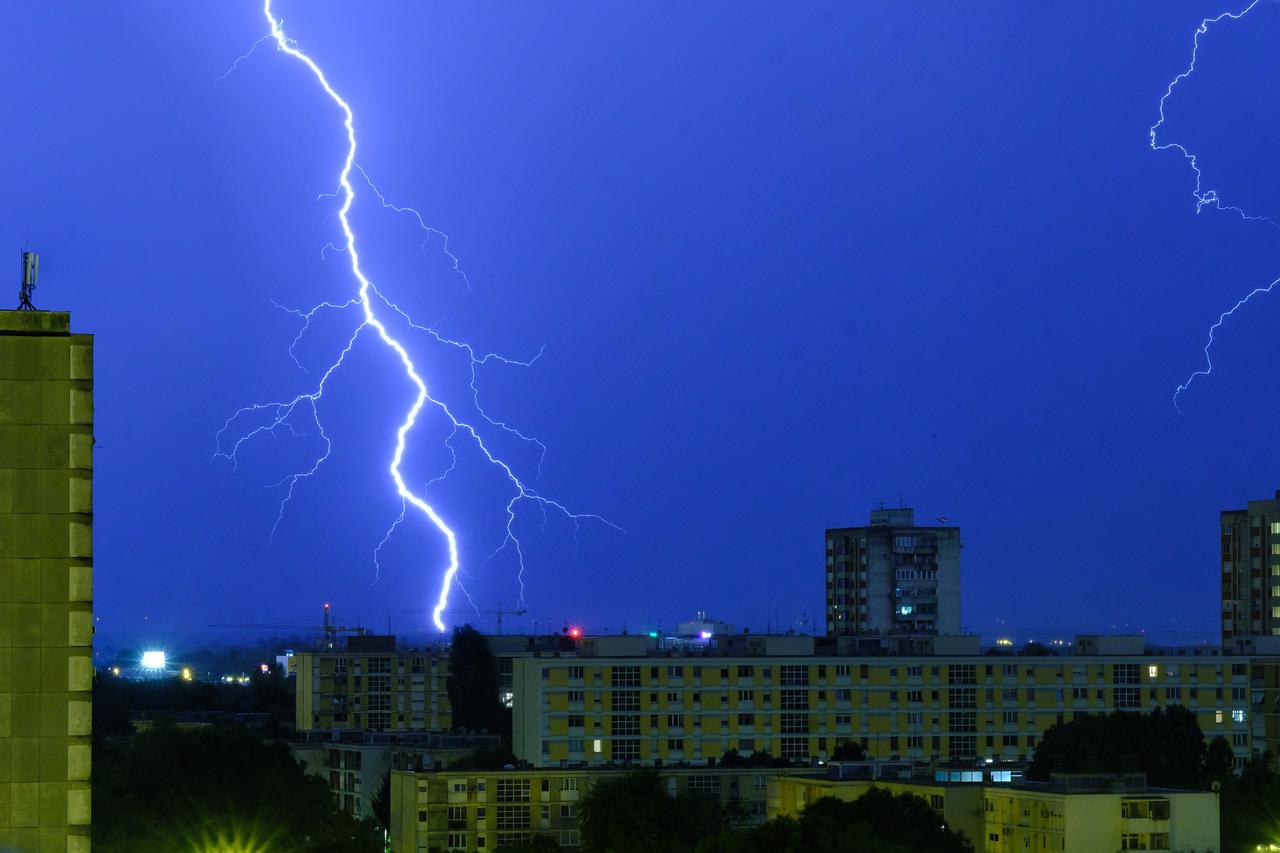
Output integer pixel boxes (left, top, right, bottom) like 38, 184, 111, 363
141, 651, 166, 670
995, 638, 1013, 647
110, 666, 121, 677
569, 627, 582, 638
181, 667, 193, 682
699, 630, 713, 640
647, 631, 659, 639
259, 663, 269, 674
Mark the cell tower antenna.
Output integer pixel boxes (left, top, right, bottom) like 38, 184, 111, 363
18, 251, 38, 311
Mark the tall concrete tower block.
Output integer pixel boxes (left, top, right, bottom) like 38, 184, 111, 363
0, 310, 93, 853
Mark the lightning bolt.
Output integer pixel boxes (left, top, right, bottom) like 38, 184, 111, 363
215, 1, 616, 631
1150, 0, 1280, 409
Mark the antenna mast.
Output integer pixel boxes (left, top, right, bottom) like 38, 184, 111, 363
18, 251, 38, 311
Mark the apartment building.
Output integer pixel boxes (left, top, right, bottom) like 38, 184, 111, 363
826, 507, 961, 636
512, 634, 1278, 770
1222, 489, 1280, 647
769, 770, 1217, 853
0, 309, 94, 853
294, 637, 452, 733
388, 765, 809, 852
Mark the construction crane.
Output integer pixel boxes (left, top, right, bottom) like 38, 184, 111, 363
210, 602, 368, 649
403, 604, 528, 635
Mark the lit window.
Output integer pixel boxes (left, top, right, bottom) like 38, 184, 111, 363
1215, 710, 1224, 724
1147, 665, 1158, 679
592, 739, 602, 753
1233, 709, 1246, 723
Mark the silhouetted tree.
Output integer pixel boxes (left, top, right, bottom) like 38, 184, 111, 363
371, 771, 391, 829
1030, 705, 1219, 788
580, 770, 731, 853
697, 789, 973, 853
831, 740, 866, 761
446, 625, 504, 735
93, 724, 378, 853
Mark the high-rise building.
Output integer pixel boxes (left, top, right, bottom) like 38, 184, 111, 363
0, 310, 94, 853
1221, 489, 1280, 648
825, 508, 961, 637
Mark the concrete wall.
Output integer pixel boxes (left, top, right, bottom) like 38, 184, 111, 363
0, 311, 94, 853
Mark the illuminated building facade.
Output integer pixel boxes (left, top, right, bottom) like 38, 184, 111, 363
826, 507, 961, 636
0, 310, 94, 853
512, 634, 1277, 770
294, 640, 452, 733
388, 765, 809, 852
1221, 489, 1280, 647
769, 771, 1218, 853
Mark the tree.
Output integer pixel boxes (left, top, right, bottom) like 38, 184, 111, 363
697, 789, 973, 853
1029, 706, 1218, 789
92, 724, 379, 853
831, 740, 866, 761
446, 625, 504, 735
371, 770, 391, 829
580, 770, 731, 853
1218, 753, 1280, 853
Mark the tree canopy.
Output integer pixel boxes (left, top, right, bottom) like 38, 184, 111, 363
1028, 705, 1228, 789
92, 723, 379, 853
579, 770, 732, 853
446, 625, 505, 735
696, 788, 973, 853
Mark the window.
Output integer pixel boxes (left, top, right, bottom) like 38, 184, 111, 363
447, 833, 467, 850
1216, 710, 1224, 724
1002, 689, 1018, 702
781, 689, 809, 710
668, 738, 684, 751
835, 689, 852, 701
1166, 687, 1182, 701
950, 688, 976, 709
738, 689, 754, 702
568, 666, 584, 679
737, 713, 755, 725
567, 690, 584, 703
907, 665, 923, 678
738, 665, 753, 678
1003, 711, 1018, 724
1115, 687, 1141, 709
612, 715, 640, 736
949, 711, 976, 732
611, 667, 640, 688
567, 715, 584, 728
948, 664, 976, 685
612, 692, 640, 711
497, 780, 530, 803
780, 737, 809, 760
835, 714, 851, 725
835, 664, 850, 677
1114, 664, 1140, 685
686, 776, 720, 797
906, 735, 923, 749
781, 713, 809, 734
907, 690, 923, 703
1233, 708, 1247, 723
568, 739, 584, 753
1148, 665, 1159, 679
496, 805, 530, 830
780, 665, 809, 686
612, 739, 640, 761
667, 714, 685, 728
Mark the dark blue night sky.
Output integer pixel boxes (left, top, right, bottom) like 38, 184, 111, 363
4, 2, 1279, 649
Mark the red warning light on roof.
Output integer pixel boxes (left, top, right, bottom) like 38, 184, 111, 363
569, 627, 582, 638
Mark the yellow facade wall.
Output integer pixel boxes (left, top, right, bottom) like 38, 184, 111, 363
0, 311, 93, 853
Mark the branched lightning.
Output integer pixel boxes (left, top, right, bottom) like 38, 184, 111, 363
1151, 0, 1280, 409
215, 0, 617, 631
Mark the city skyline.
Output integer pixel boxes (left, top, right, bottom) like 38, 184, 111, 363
4, 2, 1280, 648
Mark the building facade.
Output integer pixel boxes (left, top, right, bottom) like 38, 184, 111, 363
1222, 489, 1280, 646
513, 635, 1277, 771
769, 771, 1218, 853
389, 765, 808, 852
826, 507, 961, 636
294, 641, 452, 733
0, 310, 94, 853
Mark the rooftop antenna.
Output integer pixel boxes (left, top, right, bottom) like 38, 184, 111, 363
18, 251, 38, 311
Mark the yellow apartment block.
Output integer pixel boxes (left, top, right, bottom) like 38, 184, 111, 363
513, 637, 1280, 768
769, 772, 1219, 852
389, 765, 810, 852
0, 310, 94, 853
295, 642, 451, 733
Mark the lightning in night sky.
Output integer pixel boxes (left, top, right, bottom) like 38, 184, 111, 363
214, 0, 615, 631
1150, 0, 1280, 410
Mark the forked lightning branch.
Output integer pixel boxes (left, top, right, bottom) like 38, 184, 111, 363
215, 0, 615, 631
